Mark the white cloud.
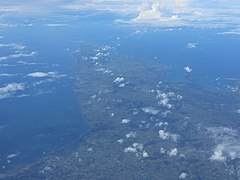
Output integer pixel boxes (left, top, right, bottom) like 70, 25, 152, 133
121, 118, 131, 124
142, 151, 149, 158
0, 73, 17, 77
45, 23, 67, 27
124, 143, 149, 159
218, 29, 240, 35
133, 143, 144, 151
167, 148, 178, 157
28, 71, 67, 79
187, 42, 197, 49
125, 132, 136, 138
0, 43, 26, 50
117, 139, 123, 144
159, 130, 179, 142
62, 0, 138, 14
160, 147, 166, 154
116, 0, 240, 28
0, 51, 37, 61
184, 66, 192, 73
124, 147, 137, 153
208, 127, 240, 162
210, 146, 226, 162
114, 77, 125, 84
0, 83, 25, 100
159, 130, 168, 140
7, 153, 19, 159
28, 72, 49, 78
142, 107, 159, 115
156, 91, 182, 109
1, 0, 239, 28
179, 172, 187, 179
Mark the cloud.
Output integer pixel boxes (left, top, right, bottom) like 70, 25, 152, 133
27, 72, 49, 78
167, 148, 178, 157
0, 43, 26, 50
120, 0, 240, 28
117, 139, 123, 144
121, 118, 131, 124
62, 0, 138, 14
179, 172, 188, 179
0, 73, 17, 77
114, 77, 125, 83
0, 51, 37, 61
125, 132, 136, 138
124, 147, 137, 153
45, 23, 67, 27
160, 147, 166, 154
0, 0, 239, 28
186, 42, 197, 49
27, 71, 67, 79
159, 130, 179, 142
0, 83, 25, 99
124, 143, 149, 159
142, 107, 159, 115
210, 146, 226, 162
218, 29, 240, 35
156, 91, 182, 109
142, 151, 149, 158
208, 127, 240, 162
184, 66, 192, 73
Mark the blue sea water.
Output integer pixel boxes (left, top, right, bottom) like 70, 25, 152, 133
0, 25, 90, 172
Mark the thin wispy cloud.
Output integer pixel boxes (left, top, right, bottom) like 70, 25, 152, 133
0, 51, 37, 61
0, 83, 25, 100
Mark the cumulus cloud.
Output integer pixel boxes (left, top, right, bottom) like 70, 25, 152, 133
160, 147, 166, 154
210, 146, 226, 162
0, 83, 25, 99
184, 66, 192, 73
208, 127, 240, 162
1, 0, 239, 28
156, 91, 182, 109
179, 172, 187, 179
124, 147, 137, 153
159, 130, 179, 142
114, 77, 125, 83
117, 139, 124, 144
125, 132, 136, 138
126, 0, 240, 27
142, 151, 149, 158
124, 143, 149, 159
167, 148, 178, 157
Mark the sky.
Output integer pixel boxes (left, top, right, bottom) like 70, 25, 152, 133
0, 0, 239, 28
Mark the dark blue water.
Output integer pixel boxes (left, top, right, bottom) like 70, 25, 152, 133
0, 25, 89, 172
